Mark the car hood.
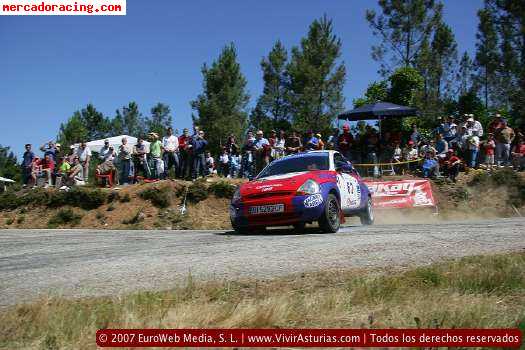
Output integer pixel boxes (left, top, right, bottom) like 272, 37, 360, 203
240, 171, 335, 196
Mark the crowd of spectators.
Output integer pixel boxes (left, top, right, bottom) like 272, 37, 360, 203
19, 113, 525, 189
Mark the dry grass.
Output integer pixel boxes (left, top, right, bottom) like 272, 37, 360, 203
1, 252, 524, 349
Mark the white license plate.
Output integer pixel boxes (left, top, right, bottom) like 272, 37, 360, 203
249, 204, 284, 215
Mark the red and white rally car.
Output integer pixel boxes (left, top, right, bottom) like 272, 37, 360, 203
230, 150, 374, 233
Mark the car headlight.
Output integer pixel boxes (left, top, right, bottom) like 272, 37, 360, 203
297, 179, 320, 195
232, 187, 241, 202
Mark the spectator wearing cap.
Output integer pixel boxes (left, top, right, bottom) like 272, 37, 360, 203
488, 113, 506, 134
76, 142, 92, 182
443, 149, 461, 182
464, 114, 483, 137
337, 124, 354, 160
253, 130, 270, 174
178, 128, 192, 179
191, 129, 208, 180
483, 133, 496, 170
22, 144, 35, 187
149, 132, 163, 179
118, 137, 133, 185
162, 127, 179, 179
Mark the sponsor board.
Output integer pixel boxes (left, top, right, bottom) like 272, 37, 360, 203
363, 179, 436, 209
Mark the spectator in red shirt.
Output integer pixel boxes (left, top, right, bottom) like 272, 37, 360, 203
337, 124, 354, 160
40, 154, 55, 188
178, 128, 192, 179
483, 133, 496, 169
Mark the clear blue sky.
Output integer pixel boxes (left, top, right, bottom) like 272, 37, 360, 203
0, 0, 483, 158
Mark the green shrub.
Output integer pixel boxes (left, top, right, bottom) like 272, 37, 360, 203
107, 191, 120, 203
48, 209, 82, 228
122, 209, 145, 225
0, 192, 19, 210
209, 181, 236, 199
139, 187, 171, 208
47, 188, 107, 210
186, 182, 208, 203
5, 217, 14, 225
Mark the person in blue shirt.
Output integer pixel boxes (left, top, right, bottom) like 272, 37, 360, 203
39, 141, 59, 162
191, 130, 208, 179
304, 130, 319, 151
22, 144, 35, 187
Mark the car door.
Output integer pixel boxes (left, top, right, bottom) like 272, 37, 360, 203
334, 153, 362, 211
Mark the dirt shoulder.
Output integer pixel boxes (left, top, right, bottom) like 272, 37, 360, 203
0, 170, 524, 230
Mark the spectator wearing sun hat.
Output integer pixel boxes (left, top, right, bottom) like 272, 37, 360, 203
464, 114, 483, 137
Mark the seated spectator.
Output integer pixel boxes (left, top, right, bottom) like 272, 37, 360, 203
443, 149, 462, 182
304, 130, 319, 151
64, 157, 86, 187
421, 152, 439, 178
403, 140, 419, 172
99, 139, 113, 162
441, 116, 457, 144
482, 133, 496, 170
55, 156, 71, 188
511, 138, 525, 171
392, 141, 402, 163
96, 146, 116, 184
419, 139, 436, 158
40, 154, 55, 188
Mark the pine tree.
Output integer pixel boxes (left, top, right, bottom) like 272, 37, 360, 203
191, 43, 250, 153
113, 102, 146, 138
147, 103, 173, 137
430, 22, 458, 99
456, 52, 474, 96
256, 41, 290, 124
0, 145, 20, 182
57, 112, 89, 149
80, 104, 111, 140
287, 15, 346, 133
366, 0, 442, 74
474, 7, 499, 109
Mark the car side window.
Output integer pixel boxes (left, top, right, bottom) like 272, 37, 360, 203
334, 153, 345, 167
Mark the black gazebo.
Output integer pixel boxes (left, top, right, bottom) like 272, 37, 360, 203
338, 101, 417, 121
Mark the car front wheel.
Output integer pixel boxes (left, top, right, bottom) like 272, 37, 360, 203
318, 194, 340, 233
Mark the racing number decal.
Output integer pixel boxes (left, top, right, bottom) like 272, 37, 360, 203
338, 174, 361, 209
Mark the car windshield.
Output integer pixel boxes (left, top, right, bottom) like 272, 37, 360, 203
257, 154, 330, 178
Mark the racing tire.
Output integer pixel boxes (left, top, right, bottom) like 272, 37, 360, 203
318, 194, 341, 233
360, 196, 374, 226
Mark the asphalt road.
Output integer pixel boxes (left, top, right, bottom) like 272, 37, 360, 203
1, 218, 524, 308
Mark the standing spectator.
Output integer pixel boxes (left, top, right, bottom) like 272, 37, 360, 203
76, 142, 91, 182
511, 138, 525, 171
118, 137, 133, 185
409, 123, 422, 150
442, 116, 457, 144
443, 149, 461, 182
230, 152, 241, 178
272, 130, 286, 160
337, 124, 354, 160
254, 130, 270, 174
149, 133, 163, 179
21, 144, 34, 187
467, 130, 480, 168
465, 115, 484, 137
219, 149, 230, 177
133, 138, 150, 182
268, 130, 277, 157
316, 133, 325, 150
225, 135, 239, 156
435, 134, 448, 159
495, 121, 515, 166
162, 127, 179, 179
285, 131, 302, 155
304, 130, 319, 151
483, 133, 496, 170
191, 130, 208, 180
244, 131, 256, 149
487, 113, 506, 134
327, 127, 340, 150
40, 141, 59, 162
178, 128, 192, 179
205, 151, 216, 175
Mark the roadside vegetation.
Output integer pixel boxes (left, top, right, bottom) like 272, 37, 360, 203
1, 252, 524, 349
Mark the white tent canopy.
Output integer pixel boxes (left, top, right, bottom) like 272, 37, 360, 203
71, 135, 150, 153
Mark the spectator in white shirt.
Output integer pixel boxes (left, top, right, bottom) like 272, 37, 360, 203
76, 142, 92, 181
162, 127, 179, 178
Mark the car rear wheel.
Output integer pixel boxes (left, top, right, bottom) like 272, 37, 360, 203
318, 194, 340, 233
360, 197, 374, 225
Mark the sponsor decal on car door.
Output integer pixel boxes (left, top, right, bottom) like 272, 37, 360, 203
337, 173, 361, 210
